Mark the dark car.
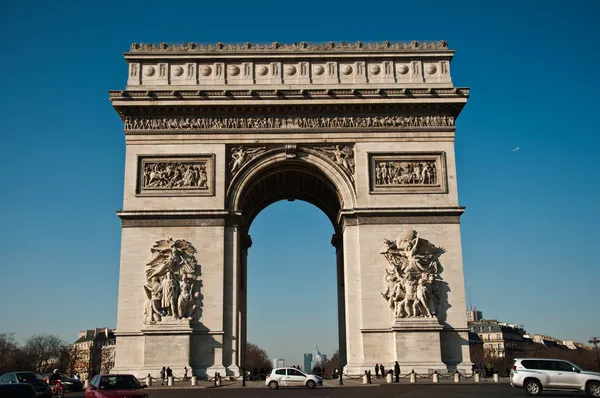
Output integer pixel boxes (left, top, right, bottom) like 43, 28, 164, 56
0, 372, 52, 397
0, 383, 37, 398
85, 374, 148, 398
42, 372, 83, 392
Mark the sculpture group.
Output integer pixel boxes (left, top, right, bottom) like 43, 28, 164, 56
381, 230, 442, 319
375, 160, 437, 186
143, 239, 201, 324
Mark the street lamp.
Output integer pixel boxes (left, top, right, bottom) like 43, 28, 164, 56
589, 337, 600, 372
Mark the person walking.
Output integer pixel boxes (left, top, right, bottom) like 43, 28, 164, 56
160, 367, 166, 385
380, 364, 385, 379
394, 361, 400, 383
166, 367, 173, 380
184, 367, 188, 381
375, 363, 380, 378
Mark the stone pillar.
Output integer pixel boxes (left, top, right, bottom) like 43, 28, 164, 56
332, 232, 347, 369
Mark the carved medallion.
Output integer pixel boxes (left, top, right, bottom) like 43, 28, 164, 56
137, 155, 215, 196
143, 238, 202, 324
381, 230, 443, 321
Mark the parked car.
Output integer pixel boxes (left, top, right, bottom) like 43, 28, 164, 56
510, 357, 600, 396
42, 372, 83, 392
84, 374, 148, 398
0, 372, 52, 397
265, 367, 322, 389
0, 383, 37, 398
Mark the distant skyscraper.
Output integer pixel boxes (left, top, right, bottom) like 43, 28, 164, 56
303, 353, 313, 372
311, 346, 326, 370
272, 358, 285, 369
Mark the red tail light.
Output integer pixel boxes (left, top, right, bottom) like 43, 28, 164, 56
511, 366, 517, 371
266, 374, 270, 378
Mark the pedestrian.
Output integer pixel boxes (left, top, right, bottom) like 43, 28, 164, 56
184, 367, 188, 381
367, 370, 372, 384
394, 361, 400, 383
471, 364, 476, 376
214, 372, 218, 387
380, 364, 385, 379
166, 367, 172, 381
375, 363, 380, 378
160, 367, 166, 385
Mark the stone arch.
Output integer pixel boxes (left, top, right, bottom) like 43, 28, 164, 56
226, 146, 357, 228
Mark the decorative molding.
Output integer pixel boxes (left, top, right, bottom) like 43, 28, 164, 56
137, 155, 215, 197
124, 115, 455, 131
368, 152, 447, 194
121, 218, 226, 228
129, 40, 450, 53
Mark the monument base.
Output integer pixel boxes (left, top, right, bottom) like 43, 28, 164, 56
392, 318, 447, 374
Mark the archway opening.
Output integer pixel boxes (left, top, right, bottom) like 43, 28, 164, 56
232, 157, 348, 378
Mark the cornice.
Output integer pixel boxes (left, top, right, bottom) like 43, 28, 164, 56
338, 206, 465, 227
110, 87, 469, 103
127, 40, 451, 54
117, 209, 241, 227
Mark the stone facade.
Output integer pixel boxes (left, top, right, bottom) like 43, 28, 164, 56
110, 41, 471, 378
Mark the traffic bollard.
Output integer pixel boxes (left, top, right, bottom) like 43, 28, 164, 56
493, 373, 499, 383
474, 373, 480, 383
432, 372, 439, 383
410, 371, 416, 383
191, 375, 197, 386
454, 372, 460, 383
386, 373, 392, 383
362, 373, 368, 384
146, 375, 152, 387
168, 376, 173, 386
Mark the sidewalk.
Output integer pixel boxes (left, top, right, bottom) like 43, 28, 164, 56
144, 376, 511, 389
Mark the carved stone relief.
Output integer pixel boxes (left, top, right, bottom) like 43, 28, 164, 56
138, 155, 214, 196
313, 145, 355, 181
143, 238, 202, 324
229, 146, 266, 176
369, 153, 446, 194
124, 114, 455, 130
381, 230, 444, 320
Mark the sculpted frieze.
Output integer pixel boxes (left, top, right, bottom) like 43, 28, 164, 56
381, 230, 443, 320
129, 40, 448, 53
124, 115, 454, 131
138, 155, 214, 196
369, 153, 446, 194
143, 238, 202, 324
375, 160, 437, 186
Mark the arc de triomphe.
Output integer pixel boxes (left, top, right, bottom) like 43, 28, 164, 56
109, 40, 471, 377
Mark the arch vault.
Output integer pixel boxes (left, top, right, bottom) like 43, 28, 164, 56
111, 40, 471, 377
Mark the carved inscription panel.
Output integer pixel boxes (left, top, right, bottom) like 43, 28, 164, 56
369, 152, 447, 194
137, 155, 215, 196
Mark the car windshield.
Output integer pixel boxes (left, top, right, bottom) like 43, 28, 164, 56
99, 375, 141, 390
15, 373, 44, 382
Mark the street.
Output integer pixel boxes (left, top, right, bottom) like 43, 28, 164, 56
65, 383, 589, 398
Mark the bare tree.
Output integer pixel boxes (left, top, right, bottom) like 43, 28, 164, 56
0, 333, 19, 371
245, 342, 271, 375
100, 347, 115, 374
322, 350, 340, 375
58, 345, 81, 377
24, 334, 65, 373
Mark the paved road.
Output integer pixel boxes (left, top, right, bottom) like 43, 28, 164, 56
64, 384, 588, 398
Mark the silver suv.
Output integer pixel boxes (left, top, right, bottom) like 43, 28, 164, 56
510, 358, 600, 396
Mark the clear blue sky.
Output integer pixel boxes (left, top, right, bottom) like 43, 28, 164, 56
1, 0, 599, 368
